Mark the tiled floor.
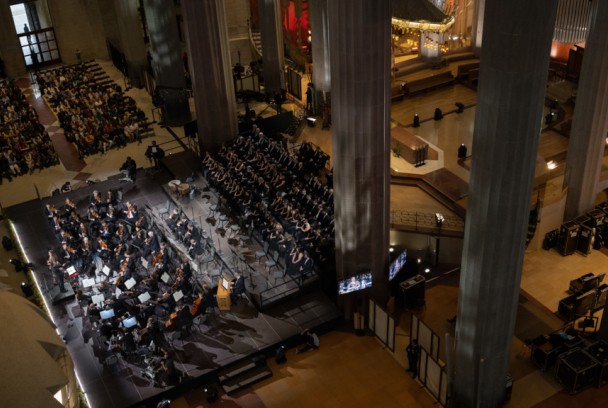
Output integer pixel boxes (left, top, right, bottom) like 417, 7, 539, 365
2, 59, 608, 408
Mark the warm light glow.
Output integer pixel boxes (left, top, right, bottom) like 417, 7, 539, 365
424, 268, 431, 274
389, 247, 395, 253
547, 160, 557, 170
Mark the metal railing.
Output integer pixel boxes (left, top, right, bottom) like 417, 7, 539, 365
390, 209, 464, 234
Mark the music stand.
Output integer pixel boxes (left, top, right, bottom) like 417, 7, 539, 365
91, 293, 105, 305
173, 290, 184, 302
161, 272, 170, 283
115, 287, 122, 298
138, 291, 151, 304
140, 257, 149, 269
125, 278, 137, 290
82, 278, 96, 288
100, 309, 115, 320
102, 265, 111, 276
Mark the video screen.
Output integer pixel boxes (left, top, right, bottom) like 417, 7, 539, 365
389, 249, 407, 281
338, 272, 373, 295
100, 309, 115, 320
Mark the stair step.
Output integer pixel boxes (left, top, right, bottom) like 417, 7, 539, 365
221, 365, 273, 395
218, 355, 265, 383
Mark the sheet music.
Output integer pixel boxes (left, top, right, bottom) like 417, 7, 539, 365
115, 287, 122, 298
140, 257, 148, 269
102, 265, 111, 276
172, 290, 184, 302
66, 265, 77, 275
82, 278, 96, 288
161, 272, 170, 283
125, 278, 137, 289
91, 294, 105, 305
138, 291, 151, 304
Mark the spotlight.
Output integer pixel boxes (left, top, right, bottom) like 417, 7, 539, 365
434, 107, 443, 121
20, 282, 33, 297
389, 247, 395, 253
547, 160, 557, 170
417, 258, 422, 264
424, 268, 431, 274
413, 113, 420, 128
205, 385, 219, 402
457, 143, 467, 159
9, 258, 25, 273
455, 102, 465, 113
306, 117, 317, 127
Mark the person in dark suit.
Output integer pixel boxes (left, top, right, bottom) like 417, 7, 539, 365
145, 140, 164, 169
230, 272, 246, 303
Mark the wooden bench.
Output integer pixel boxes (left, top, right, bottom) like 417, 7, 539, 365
455, 62, 480, 82
405, 71, 455, 95
391, 71, 455, 101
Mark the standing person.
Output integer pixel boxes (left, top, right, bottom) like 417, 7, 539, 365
306, 83, 314, 114
406, 339, 420, 378
145, 140, 164, 169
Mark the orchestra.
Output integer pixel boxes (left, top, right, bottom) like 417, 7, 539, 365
43, 187, 220, 388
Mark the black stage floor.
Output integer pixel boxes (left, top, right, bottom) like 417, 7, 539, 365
6, 169, 342, 408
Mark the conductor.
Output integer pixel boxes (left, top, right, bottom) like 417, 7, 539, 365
145, 141, 165, 169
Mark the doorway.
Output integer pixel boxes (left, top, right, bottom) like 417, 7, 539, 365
10, 0, 61, 69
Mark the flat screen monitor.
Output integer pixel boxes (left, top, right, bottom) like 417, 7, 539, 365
338, 272, 373, 295
122, 316, 137, 329
389, 249, 407, 280
100, 309, 115, 320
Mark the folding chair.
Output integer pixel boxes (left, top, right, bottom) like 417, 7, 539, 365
158, 200, 171, 219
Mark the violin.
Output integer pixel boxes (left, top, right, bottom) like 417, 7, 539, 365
152, 250, 163, 266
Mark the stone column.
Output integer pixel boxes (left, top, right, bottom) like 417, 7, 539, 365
451, 1, 557, 406
143, 0, 191, 127
328, 0, 391, 305
309, 0, 330, 115
114, 0, 147, 88
470, 0, 485, 56
562, 0, 608, 220
182, 0, 238, 154
259, 0, 285, 96
0, 0, 26, 78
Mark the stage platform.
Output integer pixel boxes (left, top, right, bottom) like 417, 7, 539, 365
5, 168, 342, 408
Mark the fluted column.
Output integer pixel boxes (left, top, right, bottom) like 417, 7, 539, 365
182, 0, 238, 154
0, 0, 26, 78
562, 0, 608, 220
143, 0, 191, 127
328, 0, 391, 305
309, 0, 330, 116
470, 0, 485, 55
114, 0, 147, 88
451, 1, 557, 406
259, 0, 285, 96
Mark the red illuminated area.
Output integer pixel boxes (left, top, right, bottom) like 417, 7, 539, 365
282, 1, 311, 55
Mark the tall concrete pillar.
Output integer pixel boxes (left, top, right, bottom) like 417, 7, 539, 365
328, 0, 391, 305
452, 1, 557, 406
562, 0, 608, 220
309, 0, 330, 115
114, 0, 147, 88
259, 0, 285, 96
143, 0, 191, 127
0, 0, 26, 78
470, 0, 485, 56
182, 0, 238, 154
